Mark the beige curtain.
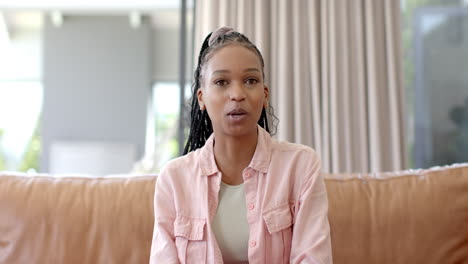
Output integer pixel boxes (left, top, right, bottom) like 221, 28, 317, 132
194, 0, 407, 173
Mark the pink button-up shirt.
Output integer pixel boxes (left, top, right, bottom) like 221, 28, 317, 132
150, 126, 333, 264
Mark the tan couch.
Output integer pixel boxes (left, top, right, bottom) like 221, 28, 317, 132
1, 165, 467, 264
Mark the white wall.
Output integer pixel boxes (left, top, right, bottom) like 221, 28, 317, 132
41, 15, 153, 173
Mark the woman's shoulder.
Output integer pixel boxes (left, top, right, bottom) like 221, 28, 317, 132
268, 139, 321, 177
270, 139, 319, 160
266, 139, 322, 199
158, 149, 202, 177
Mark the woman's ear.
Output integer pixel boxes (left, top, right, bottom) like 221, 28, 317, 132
197, 88, 205, 110
263, 85, 270, 108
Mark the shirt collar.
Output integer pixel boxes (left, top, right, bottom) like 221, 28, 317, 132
198, 125, 272, 176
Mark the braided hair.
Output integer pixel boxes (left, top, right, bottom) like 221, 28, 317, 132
183, 27, 277, 155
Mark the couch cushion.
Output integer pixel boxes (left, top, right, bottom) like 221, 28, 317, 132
3, 165, 468, 264
0, 173, 156, 264
324, 164, 468, 264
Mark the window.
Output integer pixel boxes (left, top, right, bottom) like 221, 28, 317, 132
0, 11, 42, 172
402, 0, 467, 168
135, 82, 192, 173
0, 82, 42, 172
151, 82, 181, 168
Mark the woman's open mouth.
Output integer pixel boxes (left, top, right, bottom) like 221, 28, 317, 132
227, 108, 248, 121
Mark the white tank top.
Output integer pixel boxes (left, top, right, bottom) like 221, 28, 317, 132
211, 181, 249, 264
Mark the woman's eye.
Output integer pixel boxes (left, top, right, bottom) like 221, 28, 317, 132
246, 78, 258, 85
215, 80, 228, 86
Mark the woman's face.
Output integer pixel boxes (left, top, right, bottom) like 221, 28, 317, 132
198, 44, 269, 138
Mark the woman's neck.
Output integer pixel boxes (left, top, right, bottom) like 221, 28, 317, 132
213, 129, 258, 185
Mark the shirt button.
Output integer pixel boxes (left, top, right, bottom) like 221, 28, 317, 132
249, 241, 257, 247
248, 203, 255, 210
244, 171, 251, 178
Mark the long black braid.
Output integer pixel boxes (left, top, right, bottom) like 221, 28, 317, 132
183, 28, 277, 155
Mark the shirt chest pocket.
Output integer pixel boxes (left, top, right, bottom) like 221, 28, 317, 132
174, 215, 207, 264
263, 203, 294, 264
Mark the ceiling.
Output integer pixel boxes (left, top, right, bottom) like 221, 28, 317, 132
0, 0, 193, 10
0, 0, 194, 37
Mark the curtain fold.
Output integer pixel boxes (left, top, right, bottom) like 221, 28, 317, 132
194, 0, 407, 173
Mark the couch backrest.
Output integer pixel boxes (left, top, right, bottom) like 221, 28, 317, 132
324, 164, 468, 264
1, 165, 468, 264
0, 174, 156, 264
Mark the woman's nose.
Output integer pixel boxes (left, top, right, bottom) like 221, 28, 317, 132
229, 82, 246, 101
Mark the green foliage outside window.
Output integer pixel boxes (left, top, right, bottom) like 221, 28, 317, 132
445, 98, 468, 164
0, 129, 7, 170
155, 112, 179, 160
18, 120, 40, 172
0, 121, 40, 173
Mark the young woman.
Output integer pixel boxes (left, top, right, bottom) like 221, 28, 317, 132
150, 27, 332, 264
